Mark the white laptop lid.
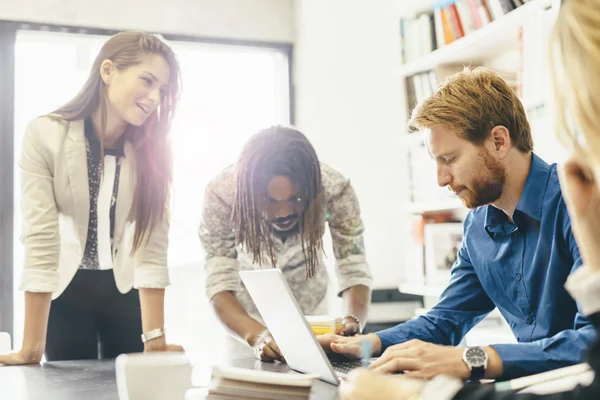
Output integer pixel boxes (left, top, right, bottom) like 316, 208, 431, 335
240, 269, 340, 385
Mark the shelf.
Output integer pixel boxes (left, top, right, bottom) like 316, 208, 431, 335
398, 0, 553, 77
403, 198, 463, 214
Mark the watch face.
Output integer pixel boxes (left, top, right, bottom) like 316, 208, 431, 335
466, 347, 487, 367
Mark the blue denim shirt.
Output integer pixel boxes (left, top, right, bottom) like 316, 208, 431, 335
378, 154, 596, 379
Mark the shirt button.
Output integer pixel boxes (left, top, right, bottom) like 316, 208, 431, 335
526, 316, 534, 325
516, 273, 522, 281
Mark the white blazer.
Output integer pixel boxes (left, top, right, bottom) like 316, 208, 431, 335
18, 117, 170, 300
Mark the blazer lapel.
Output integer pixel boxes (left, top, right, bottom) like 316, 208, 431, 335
113, 141, 136, 250
64, 120, 90, 247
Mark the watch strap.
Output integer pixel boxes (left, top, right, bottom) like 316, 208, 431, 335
470, 365, 485, 381
141, 327, 165, 343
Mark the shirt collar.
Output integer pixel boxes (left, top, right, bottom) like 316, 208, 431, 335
84, 118, 126, 158
484, 153, 550, 236
515, 153, 550, 221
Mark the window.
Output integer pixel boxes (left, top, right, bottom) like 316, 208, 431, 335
12, 29, 290, 348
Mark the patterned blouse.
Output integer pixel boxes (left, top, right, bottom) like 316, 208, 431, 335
78, 119, 124, 270
199, 163, 373, 321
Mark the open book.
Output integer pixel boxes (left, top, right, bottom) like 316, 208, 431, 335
495, 363, 594, 394
205, 365, 318, 400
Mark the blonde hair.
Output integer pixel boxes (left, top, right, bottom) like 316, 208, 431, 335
409, 67, 533, 153
49, 31, 181, 253
551, 0, 600, 166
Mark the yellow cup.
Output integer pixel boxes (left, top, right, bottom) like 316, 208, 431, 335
305, 316, 343, 335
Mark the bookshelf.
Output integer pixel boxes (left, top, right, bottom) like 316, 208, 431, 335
398, 0, 553, 77
397, 0, 559, 320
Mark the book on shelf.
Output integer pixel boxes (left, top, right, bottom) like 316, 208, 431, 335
405, 63, 471, 111
405, 64, 516, 115
400, 0, 530, 64
205, 365, 317, 400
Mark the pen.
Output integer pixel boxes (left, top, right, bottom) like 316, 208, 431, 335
360, 337, 371, 368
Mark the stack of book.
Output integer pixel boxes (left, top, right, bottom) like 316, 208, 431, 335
206, 365, 317, 400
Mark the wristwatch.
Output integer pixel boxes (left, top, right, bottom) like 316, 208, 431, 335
141, 327, 165, 343
462, 346, 488, 381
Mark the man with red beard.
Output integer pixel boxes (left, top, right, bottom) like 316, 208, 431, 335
319, 67, 595, 382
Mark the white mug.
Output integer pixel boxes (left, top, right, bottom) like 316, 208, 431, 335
0, 332, 11, 354
115, 352, 193, 400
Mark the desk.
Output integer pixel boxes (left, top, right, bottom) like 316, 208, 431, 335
0, 345, 340, 400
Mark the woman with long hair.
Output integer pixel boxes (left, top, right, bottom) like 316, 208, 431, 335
0, 31, 182, 364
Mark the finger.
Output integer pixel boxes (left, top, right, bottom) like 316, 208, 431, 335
316, 333, 338, 347
369, 347, 411, 370
0, 353, 28, 366
371, 357, 420, 374
330, 342, 360, 358
368, 354, 388, 370
403, 370, 428, 379
0, 354, 16, 365
166, 344, 184, 352
341, 324, 359, 337
385, 340, 419, 352
261, 344, 281, 361
267, 339, 284, 358
259, 349, 275, 362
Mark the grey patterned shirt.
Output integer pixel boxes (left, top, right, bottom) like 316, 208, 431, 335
199, 163, 373, 321
79, 119, 123, 270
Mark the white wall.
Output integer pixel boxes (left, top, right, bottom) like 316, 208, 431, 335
0, 0, 294, 43
294, 0, 410, 289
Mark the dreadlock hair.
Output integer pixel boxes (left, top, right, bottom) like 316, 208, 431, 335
232, 126, 325, 279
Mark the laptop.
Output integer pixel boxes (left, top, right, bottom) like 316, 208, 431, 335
239, 268, 365, 385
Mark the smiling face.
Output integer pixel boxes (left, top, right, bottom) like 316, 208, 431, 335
263, 175, 304, 232
427, 125, 506, 209
101, 53, 170, 127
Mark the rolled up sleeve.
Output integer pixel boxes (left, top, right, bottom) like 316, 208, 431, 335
133, 196, 171, 289
328, 180, 373, 296
18, 118, 61, 293
199, 184, 240, 301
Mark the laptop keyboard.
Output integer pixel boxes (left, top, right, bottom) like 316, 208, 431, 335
331, 359, 364, 378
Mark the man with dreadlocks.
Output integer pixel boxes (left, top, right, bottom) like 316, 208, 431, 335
199, 126, 373, 362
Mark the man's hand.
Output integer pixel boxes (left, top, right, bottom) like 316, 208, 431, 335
339, 368, 426, 400
253, 331, 285, 363
339, 318, 360, 336
317, 333, 382, 359
369, 339, 471, 379
559, 159, 600, 272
